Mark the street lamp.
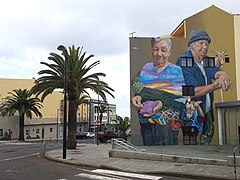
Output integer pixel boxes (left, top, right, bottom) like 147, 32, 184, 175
88, 98, 96, 145
97, 81, 100, 145
56, 109, 60, 142
57, 45, 67, 159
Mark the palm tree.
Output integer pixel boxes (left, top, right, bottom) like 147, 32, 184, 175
0, 89, 42, 141
31, 45, 114, 149
95, 104, 112, 131
112, 116, 131, 139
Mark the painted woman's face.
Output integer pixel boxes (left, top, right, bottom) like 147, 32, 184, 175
191, 40, 209, 60
152, 40, 171, 67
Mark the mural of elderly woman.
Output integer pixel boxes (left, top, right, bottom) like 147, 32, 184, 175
131, 37, 186, 146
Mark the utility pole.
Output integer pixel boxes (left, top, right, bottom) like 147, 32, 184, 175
57, 45, 68, 159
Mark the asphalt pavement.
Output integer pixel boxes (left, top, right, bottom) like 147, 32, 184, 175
1, 139, 240, 179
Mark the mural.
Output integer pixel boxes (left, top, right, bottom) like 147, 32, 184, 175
131, 30, 232, 146
131, 37, 186, 146
176, 29, 232, 145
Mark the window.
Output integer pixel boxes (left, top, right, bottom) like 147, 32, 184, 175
26, 130, 30, 135
94, 106, 99, 113
50, 128, 53, 133
78, 112, 80, 122
60, 100, 64, 110
225, 57, 230, 63
36, 129, 40, 134
32, 129, 34, 132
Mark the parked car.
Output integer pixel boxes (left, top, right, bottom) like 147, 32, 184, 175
96, 131, 121, 143
76, 132, 88, 139
87, 132, 95, 138
85, 132, 89, 138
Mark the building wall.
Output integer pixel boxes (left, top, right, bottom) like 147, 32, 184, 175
88, 99, 116, 132
23, 89, 63, 140
25, 123, 57, 140
170, 6, 238, 144
0, 78, 63, 140
221, 107, 240, 145
38, 91, 63, 118
234, 15, 240, 100
129, 37, 152, 145
185, 5, 237, 103
0, 78, 116, 139
76, 97, 90, 133
0, 116, 18, 139
129, 5, 239, 145
0, 78, 36, 139
178, 5, 237, 144
108, 104, 117, 123
0, 78, 35, 98
0, 78, 63, 118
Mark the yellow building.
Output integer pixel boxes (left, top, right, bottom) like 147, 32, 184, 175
0, 78, 63, 140
0, 78, 91, 140
170, 5, 240, 145
130, 5, 240, 145
170, 5, 239, 102
0, 78, 117, 140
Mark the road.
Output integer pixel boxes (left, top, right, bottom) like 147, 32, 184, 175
0, 140, 196, 180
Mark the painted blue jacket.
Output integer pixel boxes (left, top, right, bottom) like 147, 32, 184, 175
176, 50, 220, 115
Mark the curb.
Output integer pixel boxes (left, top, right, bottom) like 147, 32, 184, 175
109, 149, 228, 166
44, 150, 232, 180
44, 152, 102, 169
97, 161, 232, 180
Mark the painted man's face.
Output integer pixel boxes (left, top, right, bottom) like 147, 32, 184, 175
191, 40, 209, 58
152, 40, 171, 67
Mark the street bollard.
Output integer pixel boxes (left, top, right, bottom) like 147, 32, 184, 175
112, 139, 116, 149
39, 141, 46, 158
233, 145, 240, 180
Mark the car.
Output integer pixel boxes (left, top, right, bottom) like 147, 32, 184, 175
85, 132, 95, 138
88, 132, 95, 138
76, 132, 88, 139
96, 131, 121, 143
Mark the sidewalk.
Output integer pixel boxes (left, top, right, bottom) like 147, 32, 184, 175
45, 143, 240, 180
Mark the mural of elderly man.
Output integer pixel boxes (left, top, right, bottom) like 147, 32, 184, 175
131, 37, 186, 146
176, 29, 232, 144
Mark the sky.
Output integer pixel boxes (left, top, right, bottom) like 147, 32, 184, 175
0, 0, 240, 118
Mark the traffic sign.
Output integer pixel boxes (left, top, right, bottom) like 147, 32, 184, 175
116, 120, 120, 127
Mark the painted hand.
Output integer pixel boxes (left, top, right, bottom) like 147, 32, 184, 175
131, 95, 143, 110
215, 71, 232, 91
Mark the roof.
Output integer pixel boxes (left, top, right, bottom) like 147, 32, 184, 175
169, 5, 231, 38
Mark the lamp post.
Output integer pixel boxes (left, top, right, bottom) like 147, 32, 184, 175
57, 45, 67, 159
97, 97, 99, 146
56, 109, 60, 142
93, 105, 96, 145
97, 81, 100, 145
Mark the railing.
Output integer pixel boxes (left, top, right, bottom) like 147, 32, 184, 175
233, 145, 240, 180
112, 138, 145, 152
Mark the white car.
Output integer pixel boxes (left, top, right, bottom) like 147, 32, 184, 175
86, 132, 95, 138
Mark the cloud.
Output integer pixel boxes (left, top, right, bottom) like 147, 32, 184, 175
0, 0, 240, 117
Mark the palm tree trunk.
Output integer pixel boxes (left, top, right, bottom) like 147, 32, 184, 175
67, 98, 77, 149
19, 115, 25, 141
